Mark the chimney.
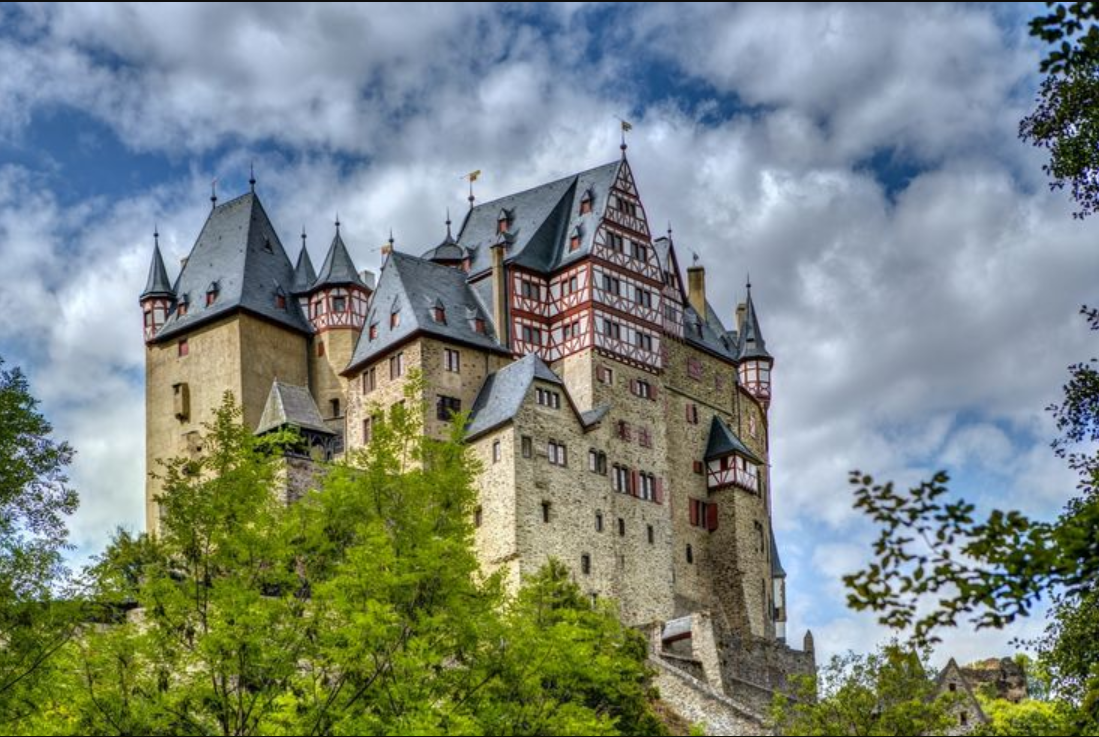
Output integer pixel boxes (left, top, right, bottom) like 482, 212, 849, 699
687, 265, 706, 317
491, 242, 508, 345
736, 302, 747, 333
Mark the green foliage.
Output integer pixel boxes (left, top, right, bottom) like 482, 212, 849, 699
1021, 3, 1099, 218
769, 643, 956, 737
845, 306, 1099, 733
37, 387, 664, 736
0, 357, 78, 727
972, 697, 1076, 736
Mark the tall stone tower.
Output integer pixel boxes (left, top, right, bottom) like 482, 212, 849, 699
140, 192, 312, 530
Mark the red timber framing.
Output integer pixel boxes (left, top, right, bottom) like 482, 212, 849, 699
308, 286, 371, 333
706, 454, 760, 494
142, 297, 172, 342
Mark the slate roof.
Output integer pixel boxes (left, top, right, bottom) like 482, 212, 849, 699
345, 251, 508, 373
684, 303, 739, 362
314, 230, 367, 290
141, 242, 174, 300
420, 217, 470, 263
739, 287, 771, 360
465, 353, 564, 439
704, 415, 764, 464
770, 525, 786, 578
291, 244, 317, 294
455, 160, 621, 277
255, 380, 333, 436
154, 193, 311, 341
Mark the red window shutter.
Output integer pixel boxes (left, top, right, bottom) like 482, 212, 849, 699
689, 499, 699, 526
693, 460, 703, 474
651, 384, 659, 401
654, 478, 664, 504
630, 470, 639, 497
706, 503, 719, 532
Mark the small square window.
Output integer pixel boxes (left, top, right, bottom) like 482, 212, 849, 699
178, 339, 189, 357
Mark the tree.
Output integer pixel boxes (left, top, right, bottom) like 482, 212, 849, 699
1020, 2, 1099, 218
769, 643, 957, 737
0, 357, 78, 728
973, 695, 1077, 736
44, 386, 665, 736
843, 309, 1099, 733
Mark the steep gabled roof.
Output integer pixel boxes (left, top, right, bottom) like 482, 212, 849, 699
153, 192, 311, 341
140, 242, 174, 300
684, 303, 739, 362
705, 415, 764, 464
345, 251, 507, 373
739, 286, 771, 361
456, 160, 621, 277
314, 230, 367, 290
256, 380, 333, 436
291, 245, 317, 294
465, 353, 564, 439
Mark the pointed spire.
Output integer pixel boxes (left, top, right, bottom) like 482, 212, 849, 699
445, 208, 453, 240
249, 161, 256, 193
291, 231, 317, 295
141, 229, 174, 300
667, 221, 673, 241
739, 277, 771, 360
210, 178, 218, 208
388, 228, 395, 249
313, 221, 366, 290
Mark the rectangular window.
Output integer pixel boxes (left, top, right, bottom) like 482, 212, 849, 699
536, 387, 561, 409
474, 317, 486, 334
362, 367, 377, 394
631, 241, 648, 261
617, 420, 631, 442
547, 440, 568, 466
521, 279, 540, 300
639, 472, 655, 501
521, 324, 543, 346
613, 465, 631, 494
635, 332, 653, 352
597, 365, 614, 385
618, 518, 626, 537
332, 296, 347, 313
638, 427, 652, 448
602, 319, 621, 340
390, 311, 400, 329
595, 512, 604, 532
330, 398, 340, 418
754, 521, 765, 553
647, 524, 655, 545
369, 323, 378, 340
690, 499, 719, 532
177, 339, 189, 357
475, 506, 483, 527
542, 501, 551, 523
686, 403, 699, 425
693, 460, 704, 474
444, 348, 461, 373
362, 417, 372, 444
634, 288, 652, 308
276, 294, 287, 310
581, 553, 591, 575
436, 395, 461, 421
688, 358, 703, 380
390, 352, 404, 379
632, 379, 654, 399
607, 232, 624, 253
588, 449, 607, 475
601, 273, 621, 296
493, 440, 501, 463
521, 435, 533, 458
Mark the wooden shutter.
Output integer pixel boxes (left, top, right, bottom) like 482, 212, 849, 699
654, 478, 664, 505
706, 503, 719, 532
689, 499, 699, 526
630, 470, 639, 497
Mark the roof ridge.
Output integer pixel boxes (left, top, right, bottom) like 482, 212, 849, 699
468, 159, 619, 211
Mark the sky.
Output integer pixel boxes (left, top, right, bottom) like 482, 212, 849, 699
0, 2, 1092, 668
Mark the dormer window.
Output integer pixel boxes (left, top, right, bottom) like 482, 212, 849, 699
579, 189, 593, 215
205, 281, 219, 306
275, 287, 287, 310
569, 226, 581, 252
497, 208, 511, 234
390, 310, 400, 329
263, 237, 274, 254
177, 295, 189, 317
433, 305, 446, 323
369, 323, 378, 340
474, 317, 486, 334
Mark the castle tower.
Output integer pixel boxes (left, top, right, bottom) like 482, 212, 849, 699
737, 284, 773, 408
142, 192, 312, 531
140, 231, 174, 343
303, 223, 372, 442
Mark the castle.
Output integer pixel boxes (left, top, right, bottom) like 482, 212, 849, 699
140, 153, 814, 730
